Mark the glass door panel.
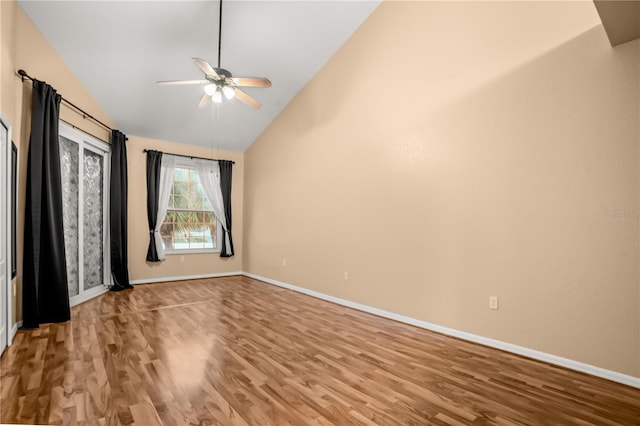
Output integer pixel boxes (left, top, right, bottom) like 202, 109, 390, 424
59, 136, 80, 298
83, 149, 104, 291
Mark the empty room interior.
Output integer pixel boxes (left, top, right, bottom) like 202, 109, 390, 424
0, 0, 639, 424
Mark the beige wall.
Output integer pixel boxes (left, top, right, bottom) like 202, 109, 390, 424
244, 1, 640, 377
127, 136, 243, 281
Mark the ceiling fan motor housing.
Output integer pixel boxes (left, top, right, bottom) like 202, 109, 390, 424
212, 68, 232, 80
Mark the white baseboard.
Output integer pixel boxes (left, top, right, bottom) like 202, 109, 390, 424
242, 272, 640, 389
9, 320, 22, 345
130, 271, 243, 285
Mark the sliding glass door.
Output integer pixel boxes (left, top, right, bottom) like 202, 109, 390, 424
59, 123, 110, 306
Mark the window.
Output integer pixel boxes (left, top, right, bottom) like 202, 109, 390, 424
160, 165, 221, 253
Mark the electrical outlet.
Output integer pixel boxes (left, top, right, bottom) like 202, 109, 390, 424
344, 271, 349, 280
180, 255, 185, 263
489, 296, 499, 310
282, 258, 287, 267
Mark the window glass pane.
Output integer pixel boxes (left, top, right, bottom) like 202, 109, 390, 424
203, 212, 215, 223
175, 196, 188, 209
191, 185, 203, 209
160, 222, 174, 251
175, 168, 189, 182
174, 181, 188, 196
176, 210, 189, 224
209, 226, 216, 244
83, 149, 104, 290
206, 212, 216, 246
59, 136, 79, 297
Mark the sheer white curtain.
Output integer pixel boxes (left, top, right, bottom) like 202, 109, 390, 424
194, 159, 231, 255
154, 154, 176, 260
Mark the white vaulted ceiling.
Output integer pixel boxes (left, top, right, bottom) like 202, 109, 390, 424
18, 1, 380, 151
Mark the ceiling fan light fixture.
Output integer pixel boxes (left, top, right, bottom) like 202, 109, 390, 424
222, 85, 235, 100
212, 87, 223, 103
204, 83, 216, 96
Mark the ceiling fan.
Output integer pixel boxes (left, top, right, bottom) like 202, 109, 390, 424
156, 0, 271, 109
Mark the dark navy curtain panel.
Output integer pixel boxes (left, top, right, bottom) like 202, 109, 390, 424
219, 160, 234, 257
22, 80, 70, 328
145, 150, 162, 262
109, 130, 133, 291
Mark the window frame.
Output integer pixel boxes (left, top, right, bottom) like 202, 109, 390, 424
162, 158, 222, 255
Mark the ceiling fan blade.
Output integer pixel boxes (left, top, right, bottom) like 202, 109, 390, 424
193, 57, 220, 80
198, 93, 210, 109
228, 77, 272, 88
156, 79, 209, 86
234, 89, 261, 109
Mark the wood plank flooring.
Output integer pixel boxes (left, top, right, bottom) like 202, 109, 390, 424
1, 276, 638, 425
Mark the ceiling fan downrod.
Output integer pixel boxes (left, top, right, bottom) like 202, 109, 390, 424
217, 0, 223, 69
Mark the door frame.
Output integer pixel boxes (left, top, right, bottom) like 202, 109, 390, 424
1, 114, 13, 349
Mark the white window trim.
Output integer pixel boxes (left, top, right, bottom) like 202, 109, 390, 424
162, 158, 222, 254
165, 248, 221, 255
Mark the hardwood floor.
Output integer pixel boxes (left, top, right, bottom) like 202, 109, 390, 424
1, 276, 638, 425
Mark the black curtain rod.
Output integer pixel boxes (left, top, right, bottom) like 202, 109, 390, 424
59, 118, 110, 145
143, 149, 235, 164
17, 69, 115, 134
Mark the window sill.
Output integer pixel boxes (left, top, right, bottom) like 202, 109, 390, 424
165, 249, 221, 255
